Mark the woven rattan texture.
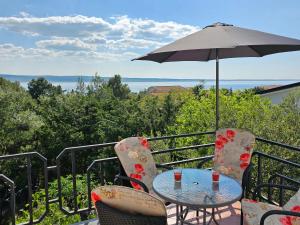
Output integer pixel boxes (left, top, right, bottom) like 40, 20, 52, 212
95, 201, 167, 225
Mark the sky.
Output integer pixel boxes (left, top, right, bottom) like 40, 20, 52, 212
0, 0, 300, 79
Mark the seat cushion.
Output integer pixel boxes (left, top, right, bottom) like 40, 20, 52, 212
282, 189, 300, 225
213, 128, 255, 183
114, 137, 158, 191
242, 199, 282, 225
92, 185, 166, 217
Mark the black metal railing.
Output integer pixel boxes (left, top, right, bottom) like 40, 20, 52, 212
0, 131, 299, 225
251, 137, 300, 204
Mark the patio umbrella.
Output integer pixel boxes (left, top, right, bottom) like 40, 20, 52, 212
133, 22, 300, 129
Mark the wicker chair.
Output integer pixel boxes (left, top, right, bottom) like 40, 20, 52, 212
114, 137, 171, 194
92, 185, 167, 225
242, 183, 300, 225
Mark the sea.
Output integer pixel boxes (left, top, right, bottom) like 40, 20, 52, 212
1, 74, 299, 93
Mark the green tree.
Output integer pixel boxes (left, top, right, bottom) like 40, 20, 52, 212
192, 83, 205, 98
0, 79, 43, 155
107, 74, 130, 99
28, 78, 63, 99
76, 77, 86, 94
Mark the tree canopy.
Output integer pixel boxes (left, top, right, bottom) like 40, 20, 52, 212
0, 75, 299, 225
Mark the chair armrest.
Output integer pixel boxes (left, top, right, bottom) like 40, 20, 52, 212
156, 163, 173, 170
260, 210, 300, 225
114, 175, 149, 193
197, 156, 213, 169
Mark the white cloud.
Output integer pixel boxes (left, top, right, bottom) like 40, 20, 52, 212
105, 38, 166, 50
0, 14, 198, 41
0, 15, 111, 37
0, 43, 138, 62
36, 38, 97, 51
0, 13, 198, 72
110, 16, 198, 40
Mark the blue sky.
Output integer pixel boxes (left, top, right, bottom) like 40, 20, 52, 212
0, 0, 300, 79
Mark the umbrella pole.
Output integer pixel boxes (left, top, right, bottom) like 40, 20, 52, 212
215, 49, 219, 130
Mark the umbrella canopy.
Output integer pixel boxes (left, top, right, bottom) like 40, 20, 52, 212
134, 22, 300, 62
133, 22, 300, 129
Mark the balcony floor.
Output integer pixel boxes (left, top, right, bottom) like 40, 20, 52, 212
74, 201, 241, 225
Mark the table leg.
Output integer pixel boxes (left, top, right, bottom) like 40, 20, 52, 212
196, 210, 199, 222
203, 208, 206, 224
206, 208, 219, 225
180, 206, 184, 225
176, 205, 179, 225
180, 208, 183, 225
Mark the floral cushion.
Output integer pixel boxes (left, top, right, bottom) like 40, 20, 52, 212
242, 199, 282, 225
114, 137, 158, 192
242, 189, 300, 225
91, 185, 166, 217
213, 128, 255, 183
281, 189, 300, 225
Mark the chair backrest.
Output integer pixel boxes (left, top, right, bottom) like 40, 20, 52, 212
213, 128, 255, 183
92, 185, 167, 225
114, 137, 157, 191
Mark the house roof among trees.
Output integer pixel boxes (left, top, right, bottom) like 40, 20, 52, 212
257, 81, 300, 94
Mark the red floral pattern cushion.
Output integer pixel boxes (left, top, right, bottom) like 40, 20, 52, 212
282, 189, 300, 225
114, 137, 158, 192
242, 198, 283, 225
92, 185, 166, 217
242, 189, 300, 225
213, 128, 255, 183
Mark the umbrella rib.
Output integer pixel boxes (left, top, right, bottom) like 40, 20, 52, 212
206, 49, 212, 61
159, 51, 178, 63
247, 45, 262, 57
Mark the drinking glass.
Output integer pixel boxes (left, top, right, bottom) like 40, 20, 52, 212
174, 168, 182, 182
212, 170, 220, 182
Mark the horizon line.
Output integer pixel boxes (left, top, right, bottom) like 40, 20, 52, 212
1, 74, 300, 81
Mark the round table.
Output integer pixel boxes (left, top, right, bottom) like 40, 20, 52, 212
152, 168, 242, 225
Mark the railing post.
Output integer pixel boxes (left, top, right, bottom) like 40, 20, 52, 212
257, 154, 262, 200
267, 175, 275, 202
44, 161, 49, 214
170, 137, 176, 162
100, 162, 104, 185
279, 176, 284, 206
56, 158, 63, 211
87, 170, 92, 211
10, 182, 16, 225
0, 174, 16, 225
26, 156, 33, 224
117, 160, 123, 186
71, 150, 78, 212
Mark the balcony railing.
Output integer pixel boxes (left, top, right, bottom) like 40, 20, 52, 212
0, 131, 299, 225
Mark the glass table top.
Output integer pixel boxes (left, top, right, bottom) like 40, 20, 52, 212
152, 168, 242, 208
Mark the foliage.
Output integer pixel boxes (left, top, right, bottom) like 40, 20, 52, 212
16, 175, 94, 225
168, 87, 300, 195
107, 74, 130, 99
1, 75, 299, 224
0, 75, 185, 224
28, 78, 63, 100
0, 78, 43, 155
192, 82, 204, 98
